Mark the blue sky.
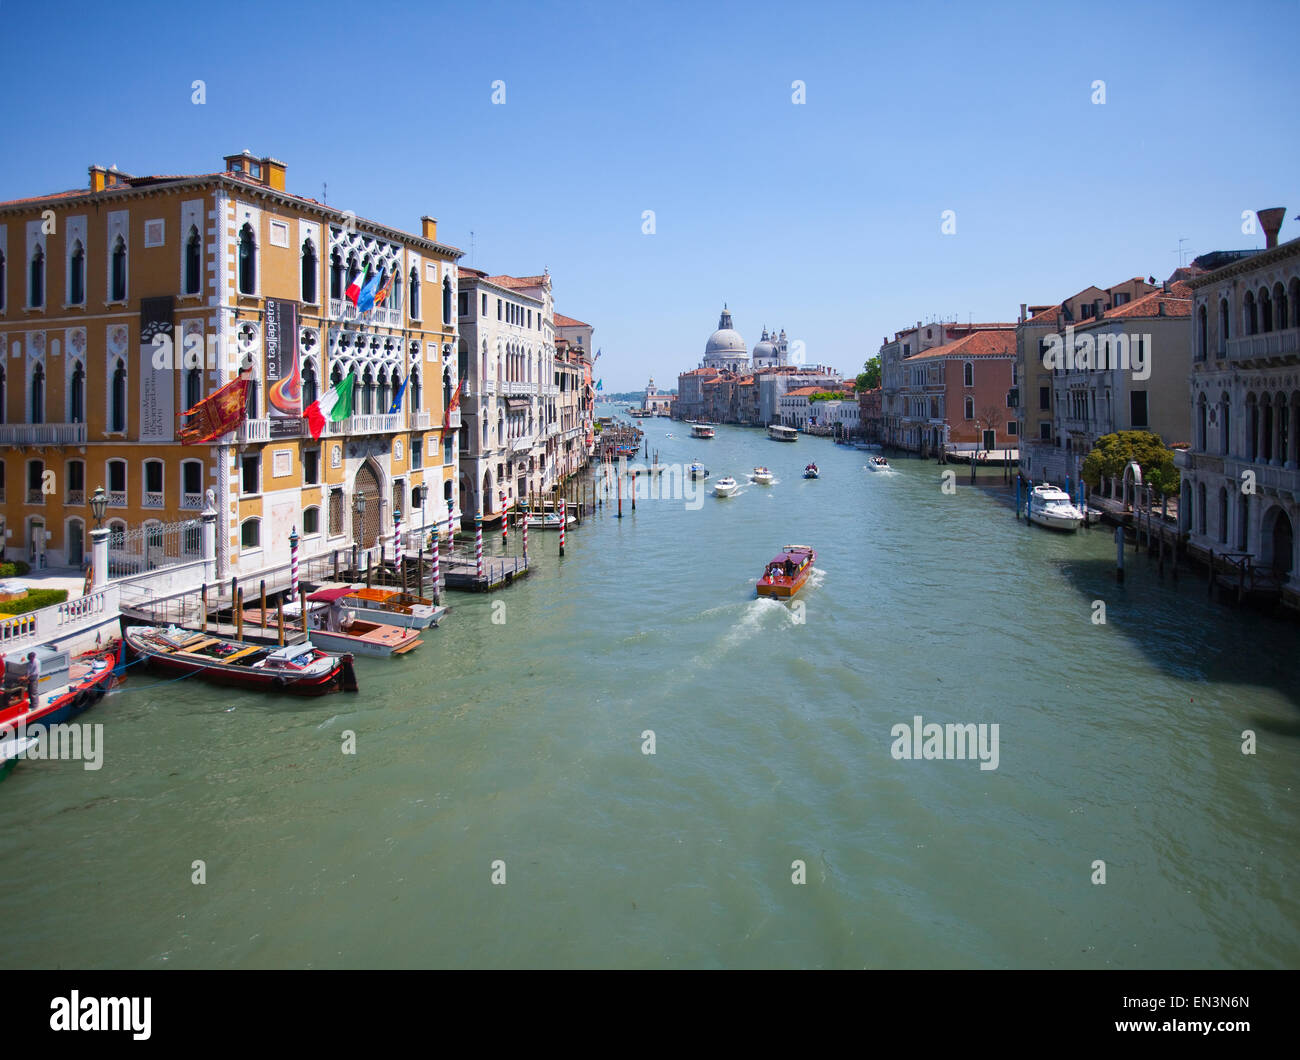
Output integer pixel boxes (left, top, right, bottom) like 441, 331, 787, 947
3, 0, 1297, 390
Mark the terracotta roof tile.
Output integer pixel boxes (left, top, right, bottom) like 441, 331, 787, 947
554, 313, 590, 327
907, 329, 1015, 360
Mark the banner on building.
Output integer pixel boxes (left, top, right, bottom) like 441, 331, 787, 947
139, 296, 175, 442
177, 376, 250, 445
265, 297, 302, 439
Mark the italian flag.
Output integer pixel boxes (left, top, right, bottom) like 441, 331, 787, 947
305, 371, 356, 439
345, 264, 367, 307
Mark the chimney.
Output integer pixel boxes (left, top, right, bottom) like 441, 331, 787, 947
89, 165, 108, 192
1257, 207, 1286, 249
262, 157, 287, 191
421, 216, 438, 241
1158, 300, 1167, 317
1019, 302, 1027, 324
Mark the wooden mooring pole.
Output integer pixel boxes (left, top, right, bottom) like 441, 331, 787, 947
260, 579, 267, 630
201, 583, 208, 633
1115, 526, 1125, 584
235, 587, 244, 640
277, 600, 285, 646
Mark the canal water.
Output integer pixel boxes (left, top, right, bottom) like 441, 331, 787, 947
3, 410, 1298, 968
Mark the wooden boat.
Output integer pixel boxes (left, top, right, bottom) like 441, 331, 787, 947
124, 625, 355, 695
803, 463, 820, 479
245, 588, 424, 657
1, 640, 122, 734
344, 586, 446, 629
756, 545, 817, 599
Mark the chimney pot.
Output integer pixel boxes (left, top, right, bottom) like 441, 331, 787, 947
1257, 207, 1286, 249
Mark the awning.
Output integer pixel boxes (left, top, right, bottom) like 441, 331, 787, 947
307, 585, 361, 603
505, 397, 530, 410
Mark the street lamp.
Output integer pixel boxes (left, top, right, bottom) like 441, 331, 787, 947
90, 486, 107, 528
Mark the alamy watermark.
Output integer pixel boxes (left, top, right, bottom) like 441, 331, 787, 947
890, 714, 999, 770
2, 722, 104, 770
1041, 325, 1151, 381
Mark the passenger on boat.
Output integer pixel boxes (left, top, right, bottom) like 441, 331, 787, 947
784, 560, 794, 577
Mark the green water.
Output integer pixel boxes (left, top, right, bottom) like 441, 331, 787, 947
3, 412, 1298, 968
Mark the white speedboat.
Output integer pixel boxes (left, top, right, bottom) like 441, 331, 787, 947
865, 456, 891, 472
751, 467, 773, 485
714, 476, 739, 497
688, 461, 709, 480
1028, 484, 1085, 531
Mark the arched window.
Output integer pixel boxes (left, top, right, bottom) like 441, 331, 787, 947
185, 366, 202, 415
1196, 482, 1206, 535
1218, 487, 1228, 544
1196, 305, 1207, 360
237, 223, 256, 295
1196, 393, 1207, 451
1274, 282, 1288, 331
107, 458, 127, 502
410, 367, 421, 411
1218, 298, 1230, 354
29, 246, 45, 307
301, 240, 318, 304
361, 366, 375, 415
26, 459, 44, 503
69, 240, 85, 305
964, 396, 973, 419
392, 270, 402, 313
111, 358, 127, 431
1221, 394, 1231, 456
110, 236, 127, 301
443, 368, 452, 410
70, 361, 85, 423
1244, 290, 1258, 336
1238, 494, 1249, 551
30, 362, 44, 424
409, 267, 420, 319
442, 275, 452, 325
301, 360, 318, 408
240, 517, 261, 549
184, 225, 202, 295
963, 361, 974, 387
330, 249, 344, 300
66, 459, 84, 504
143, 459, 164, 505
1260, 287, 1274, 333
330, 362, 344, 388
302, 506, 321, 535
377, 368, 390, 415
246, 375, 259, 418
0, 249, 6, 311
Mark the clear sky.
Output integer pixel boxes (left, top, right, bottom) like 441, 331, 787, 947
3, 0, 1297, 390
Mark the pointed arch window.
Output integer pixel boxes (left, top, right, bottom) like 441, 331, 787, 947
302, 359, 318, 408
69, 240, 85, 305
409, 267, 420, 319
70, 361, 85, 423
184, 226, 202, 295
330, 249, 344, 301
29, 246, 45, 307
361, 365, 375, 415
30, 362, 45, 424
392, 270, 403, 313
301, 239, 318, 304
442, 275, 452, 325
0, 249, 6, 311
237, 223, 256, 295
110, 236, 127, 301
377, 368, 390, 415
185, 366, 202, 418
111, 358, 127, 432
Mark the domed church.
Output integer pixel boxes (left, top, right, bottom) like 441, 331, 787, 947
702, 305, 749, 372
752, 326, 790, 369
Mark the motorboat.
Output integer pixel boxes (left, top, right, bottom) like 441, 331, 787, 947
1028, 483, 1085, 531
803, 463, 820, 479
244, 588, 424, 657
688, 462, 709, 480
123, 625, 355, 694
690, 423, 716, 439
714, 477, 739, 497
522, 510, 576, 530
865, 455, 891, 472
751, 467, 773, 485
344, 586, 446, 629
756, 545, 817, 599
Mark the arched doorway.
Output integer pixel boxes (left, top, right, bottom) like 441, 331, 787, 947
67, 518, 84, 567
27, 517, 46, 569
482, 468, 495, 516
1263, 506, 1294, 576
352, 460, 382, 547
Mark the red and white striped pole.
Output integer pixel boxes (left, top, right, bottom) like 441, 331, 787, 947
289, 525, 299, 603
475, 511, 484, 580
393, 506, 402, 583
522, 504, 529, 561
559, 503, 566, 557
430, 519, 441, 604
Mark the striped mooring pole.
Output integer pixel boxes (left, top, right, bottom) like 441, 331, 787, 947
430, 519, 441, 604
393, 508, 402, 584
522, 505, 529, 561
559, 504, 566, 557
289, 525, 299, 604
475, 513, 484, 580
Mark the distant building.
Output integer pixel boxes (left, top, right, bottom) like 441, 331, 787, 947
643, 376, 674, 414
703, 305, 748, 373
900, 330, 1017, 454
858, 387, 883, 442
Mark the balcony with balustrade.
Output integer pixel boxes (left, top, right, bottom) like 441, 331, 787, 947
411, 410, 432, 430
329, 298, 402, 328
1226, 327, 1300, 365
236, 418, 272, 444
0, 422, 88, 445
328, 412, 405, 436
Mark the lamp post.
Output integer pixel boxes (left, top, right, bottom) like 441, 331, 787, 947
90, 486, 107, 529
88, 486, 110, 590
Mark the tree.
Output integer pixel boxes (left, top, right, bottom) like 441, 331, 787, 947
855, 355, 881, 392
1081, 431, 1180, 496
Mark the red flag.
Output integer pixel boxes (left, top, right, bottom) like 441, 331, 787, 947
177, 377, 250, 444
443, 378, 464, 430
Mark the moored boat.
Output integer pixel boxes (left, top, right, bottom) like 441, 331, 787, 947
522, 511, 576, 530
1028, 484, 1085, 531
1, 640, 122, 735
344, 586, 446, 629
756, 545, 817, 599
803, 463, 820, 479
246, 589, 424, 657
123, 625, 354, 695
751, 467, 773, 485
714, 476, 739, 497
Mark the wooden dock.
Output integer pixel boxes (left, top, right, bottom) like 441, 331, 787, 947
442, 552, 530, 592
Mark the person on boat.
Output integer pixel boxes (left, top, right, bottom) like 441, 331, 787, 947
784, 559, 795, 577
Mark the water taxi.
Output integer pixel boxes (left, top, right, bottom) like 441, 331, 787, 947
756, 545, 817, 599
344, 586, 446, 629
866, 455, 890, 472
1027, 484, 1085, 531
522, 510, 577, 530
803, 463, 820, 479
714, 477, 739, 497
690, 423, 716, 439
767, 424, 798, 442
751, 467, 773, 485
244, 588, 424, 658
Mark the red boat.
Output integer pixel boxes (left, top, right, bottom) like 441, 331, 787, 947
123, 625, 356, 695
756, 545, 817, 599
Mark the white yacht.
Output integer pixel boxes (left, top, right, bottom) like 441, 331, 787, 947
751, 467, 774, 485
713, 476, 739, 497
1028, 483, 1085, 531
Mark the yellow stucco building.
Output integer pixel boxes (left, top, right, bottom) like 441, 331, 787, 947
0, 150, 463, 579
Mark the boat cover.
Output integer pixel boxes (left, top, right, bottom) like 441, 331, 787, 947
308, 585, 362, 603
